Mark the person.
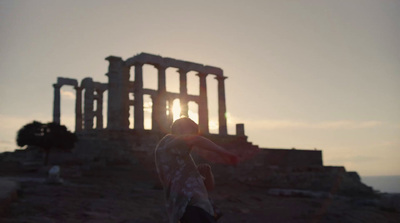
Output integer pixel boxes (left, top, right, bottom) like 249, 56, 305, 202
155, 117, 238, 223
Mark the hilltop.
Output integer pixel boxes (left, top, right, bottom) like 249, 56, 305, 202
0, 147, 399, 223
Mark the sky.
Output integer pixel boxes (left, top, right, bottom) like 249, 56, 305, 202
0, 0, 399, 177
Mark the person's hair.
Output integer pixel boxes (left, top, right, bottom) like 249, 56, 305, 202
170, 117, 198, 135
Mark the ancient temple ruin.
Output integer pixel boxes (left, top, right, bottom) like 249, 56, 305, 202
53, 52, 236, 136
53, 52, 323, 168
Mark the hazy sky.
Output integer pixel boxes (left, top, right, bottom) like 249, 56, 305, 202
1, 0, 399, 177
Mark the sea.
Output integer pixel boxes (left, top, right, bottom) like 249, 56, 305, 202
361, 175, 400, 194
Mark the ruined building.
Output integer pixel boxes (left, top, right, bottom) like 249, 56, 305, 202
52, 52, 322, 166
53, 52, 229, 135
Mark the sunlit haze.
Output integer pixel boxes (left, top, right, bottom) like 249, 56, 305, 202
0, 0, 399, 177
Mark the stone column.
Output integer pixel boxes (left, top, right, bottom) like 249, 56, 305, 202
178, 69, 188, 117
154, 65, 168, 132
121, 65, 130, 130
95, 89, 104, 129
216, 75, 228, 135
105, 56, 129, 130
236, 124, 245, 136
53, 84, 61, 124
167, 97, 174, 128
83, 81, 94, 130
133, 62, 144, 130
74, 86, 83, 132
197, 73, 209, 134
151, 94, 157, 130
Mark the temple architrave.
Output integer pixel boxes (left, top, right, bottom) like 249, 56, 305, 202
53, 52, 236, 136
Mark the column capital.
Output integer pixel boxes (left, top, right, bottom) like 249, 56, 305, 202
196, 73, 208, 78
178, 68, 189, 74
74, 86, 83, 91
95, 88, 106, 94
215, 75, 228, 81
133, 61, 144, 67
53, 84, 62, 89
105, 56, 124, 74
155, 64, 168, 70
105, 56, 123, 62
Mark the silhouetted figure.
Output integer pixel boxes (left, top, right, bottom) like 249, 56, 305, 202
155, 117, 238, 223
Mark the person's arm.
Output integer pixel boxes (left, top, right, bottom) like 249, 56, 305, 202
188, 136, 239, 165
167, 134, 238, 165
197, 163, 215, 191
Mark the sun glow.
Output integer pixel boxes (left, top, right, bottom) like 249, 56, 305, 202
170, 100, 200, 124
172, 100, 181, 121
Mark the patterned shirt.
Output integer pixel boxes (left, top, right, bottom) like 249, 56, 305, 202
155, 134, 214, 223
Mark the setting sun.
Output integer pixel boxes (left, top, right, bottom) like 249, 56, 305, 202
172, 100, 181, 121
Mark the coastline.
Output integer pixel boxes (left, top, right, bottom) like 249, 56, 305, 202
361, 175, 400, 194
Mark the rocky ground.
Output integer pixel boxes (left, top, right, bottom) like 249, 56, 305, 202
1, 164, 399, 223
